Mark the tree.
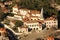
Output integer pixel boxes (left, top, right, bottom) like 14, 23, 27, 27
0, 0, 6, 2
18, 0, 58, 18
0, 13, 7, 22
55, 0, 60, 4
7, 13, 14, 17
4, 19, 10, 25
0, 12, 14, 22
15, 20, 23, 32
15, 20, 23, 27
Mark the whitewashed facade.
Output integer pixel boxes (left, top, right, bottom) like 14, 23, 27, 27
24, 21, 42, 31
19, 27, 28, 33
12, 5, 18, 14
45, 19, 58, 29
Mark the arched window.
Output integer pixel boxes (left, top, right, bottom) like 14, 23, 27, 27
34, 28, 35, 30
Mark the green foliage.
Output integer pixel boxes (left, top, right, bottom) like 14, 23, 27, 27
0, 0, 58, 20
19, 0, 43, 10
18, 0, 58, 17
0, 13, 6, 22
7, 13, 14, 17
55, 0, 60, 5
4, 19, 10, 25
0, 0, 6, 2
0, 12, 14, 22
12, 27, 18, 32
15, 20, 23, 27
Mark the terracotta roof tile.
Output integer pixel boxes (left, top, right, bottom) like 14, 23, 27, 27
30, 10, 40, 14
45, 16, 56, 21
30, 16, 38, 18
24, 20, 38, 23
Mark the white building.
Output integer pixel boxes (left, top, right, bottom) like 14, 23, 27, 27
30, 8, 44, 20
19, 9, 30, 16
12, 4, 19, 14
19, 27, 28, 33
24, 21, 42, 31
12, 5, 44, 20
7, 15, 22, 21
45, 17, 58, 29
14, 15, 22, 20
30, 10, 41, 17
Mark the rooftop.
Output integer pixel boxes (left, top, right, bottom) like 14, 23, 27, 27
45, 16, 57, 21
24, 20, 38, 23
30, 16, 38, 18
30, 10, 41, 14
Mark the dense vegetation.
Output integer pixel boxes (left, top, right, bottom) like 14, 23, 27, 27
0, 0, 60, 22
12, 0, 59, 18
13, 0, 59, 18
18, 0, 58, 13
55, 0, 60, 4
15, 20, 23, 27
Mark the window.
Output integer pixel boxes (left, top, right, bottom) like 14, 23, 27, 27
47, 22, 48, 24
31, 19, 32, 20
34, 28, 35, 30
36, 28, 38, 30
46, 22, 48, 24
45, 23, 46, 24
54, 22, 56, 23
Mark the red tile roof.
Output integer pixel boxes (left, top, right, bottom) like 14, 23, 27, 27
30, 16, 38, 18
45, 16, 56, 21
30, 10, 41, 14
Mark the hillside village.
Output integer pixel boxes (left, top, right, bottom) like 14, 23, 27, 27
0, 0, 59, 40
0, 4, 57, 34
